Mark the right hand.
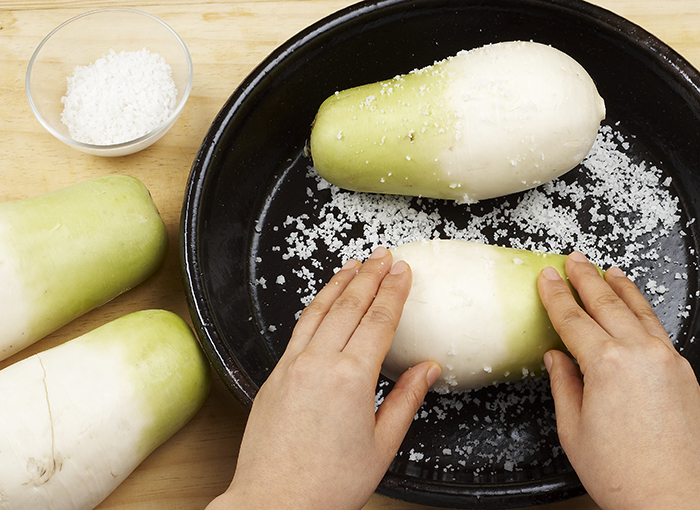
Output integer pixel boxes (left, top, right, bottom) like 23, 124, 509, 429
538, 251, 700, 510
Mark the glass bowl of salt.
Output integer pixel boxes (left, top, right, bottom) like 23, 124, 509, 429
26, 8, 193, 157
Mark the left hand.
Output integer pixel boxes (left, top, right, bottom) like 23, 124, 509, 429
207, 247, 441, 510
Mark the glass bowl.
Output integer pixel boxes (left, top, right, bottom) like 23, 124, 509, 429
26, 8, 193, 157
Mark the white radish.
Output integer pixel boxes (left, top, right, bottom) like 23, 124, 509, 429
310, 41, 605, 203
383, 239, 577, 393
0, 175, 168, 361
0, 309, 210, 510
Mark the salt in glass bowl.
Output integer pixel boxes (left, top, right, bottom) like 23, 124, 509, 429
26, 8, 193, 157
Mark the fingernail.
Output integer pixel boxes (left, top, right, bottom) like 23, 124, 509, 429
390, 260, 409, 275
370, 246, 389, 259
607, 266, 625, 278
543, 351, 553, 372
427, 363, 442, 386
542, 266, 561, 281
569, 251, 589, 263
341, 259, 359, 270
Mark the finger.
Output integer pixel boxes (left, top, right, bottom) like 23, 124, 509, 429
538, 264, 604, 365
344, 260, 412, 368
544, 350, 583, 450
285, 259, 361, 357
565, 252, 647, 340
374, 362, 441, 460
307, 247, 394, 352
604, 266, 673, 347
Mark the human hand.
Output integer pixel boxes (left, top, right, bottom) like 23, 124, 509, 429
538, 251, 700, 510
207, 247, 441, 510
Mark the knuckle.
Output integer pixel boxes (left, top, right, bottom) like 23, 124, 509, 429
361, 304, 398, 329
331, 356, 365, 385
587, 291, 622, 312
596, 340, 627, 367
644, 339, 677, 367
390, 375, 426, 413
285, 351, 339, 390
595, 337, 677, 374
631, 303, 661, 324
400, 384, 426, 413
380, 271, 409, 291
287, 351, 317, 376
332, 292, 366, 314
390, 365, 431, 412
548, 367, 568, 396
298, 300, 325, 322
553, 303, 588, 331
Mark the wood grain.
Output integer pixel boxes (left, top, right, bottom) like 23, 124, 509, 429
1, 1, 698, 508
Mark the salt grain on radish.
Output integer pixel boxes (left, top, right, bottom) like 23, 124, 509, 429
253, 123, 695, 476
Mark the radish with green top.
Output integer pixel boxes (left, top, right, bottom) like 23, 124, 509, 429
0, 175, 168, 361
310, 41, 605, 203
0, 309, 210, 510
383, 239, 585, 393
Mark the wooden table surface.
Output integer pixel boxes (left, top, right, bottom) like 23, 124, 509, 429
1, 0, 699, 508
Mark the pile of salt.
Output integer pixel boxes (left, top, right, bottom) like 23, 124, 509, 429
60, 48, 177, 145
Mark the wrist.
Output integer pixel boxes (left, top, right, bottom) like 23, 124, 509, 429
206, 480, 310, 510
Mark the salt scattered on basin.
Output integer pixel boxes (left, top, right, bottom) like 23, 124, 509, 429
251, 122, 696, 478
61, 48, 178, 145
274, 124, 688, 309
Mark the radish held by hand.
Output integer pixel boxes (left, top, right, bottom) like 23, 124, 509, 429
383, 239, 586, 393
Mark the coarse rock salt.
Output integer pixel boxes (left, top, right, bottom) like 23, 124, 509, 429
255, 122, 695, 477
274, 125, 687, 314
61, 48, 178, 145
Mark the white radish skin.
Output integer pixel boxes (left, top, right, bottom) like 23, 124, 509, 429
0, 310, 210, 510
383, 239, 572, 393
0, 175, 168, 361
310, 41, 605, 203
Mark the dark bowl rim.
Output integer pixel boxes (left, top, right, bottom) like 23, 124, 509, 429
182, 0, 700, 406
180, 0, 700, 507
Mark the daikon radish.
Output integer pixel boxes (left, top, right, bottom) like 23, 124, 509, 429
383, 239, 579, 393
0, 309, 210, 510
0, 175, 168, 361
310, 41, 605, 203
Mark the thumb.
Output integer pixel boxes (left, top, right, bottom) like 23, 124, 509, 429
545, 350, 584, 448
375, 362, 441, 455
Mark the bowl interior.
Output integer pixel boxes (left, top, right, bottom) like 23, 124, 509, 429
182, 0, 700, 507
27, 9, 191, 153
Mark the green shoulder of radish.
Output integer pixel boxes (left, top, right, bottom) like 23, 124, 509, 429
0, 309, 210, 510
310, 41, 605, 203
0, 175, 168, 361
383, 239, 594, 393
